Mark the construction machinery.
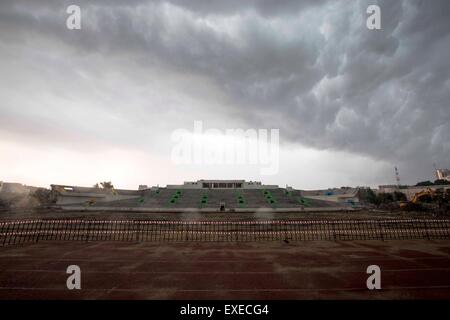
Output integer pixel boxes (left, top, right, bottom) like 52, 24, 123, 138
400, 188, 450, 212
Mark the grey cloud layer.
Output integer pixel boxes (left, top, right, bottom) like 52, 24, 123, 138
1, 0, 449, 183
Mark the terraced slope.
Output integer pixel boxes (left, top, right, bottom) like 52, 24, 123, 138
74, 188, 349, 210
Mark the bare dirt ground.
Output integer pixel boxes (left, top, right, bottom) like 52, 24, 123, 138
1, 240, 449, 299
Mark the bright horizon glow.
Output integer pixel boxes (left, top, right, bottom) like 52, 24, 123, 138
0, 138, 392, 190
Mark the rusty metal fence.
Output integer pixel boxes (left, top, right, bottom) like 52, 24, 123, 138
1, 218, 450, 246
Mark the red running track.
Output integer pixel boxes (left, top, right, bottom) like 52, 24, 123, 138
0, 240, 450, 299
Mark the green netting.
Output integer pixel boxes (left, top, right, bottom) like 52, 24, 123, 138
298, 197, 311, 207
168, 191, 183, 205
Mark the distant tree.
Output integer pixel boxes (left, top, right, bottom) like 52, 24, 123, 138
434, 179, 450, 185
32, 188, 56, 206
393, 191, 407, 201
359, 188, 379, 205
100, 181, 114, 189
0, 198, 8, 210
93, 183, 100, 188
416, 181, 434, 186
377, 192, 394, 204
360, 189, 409, 208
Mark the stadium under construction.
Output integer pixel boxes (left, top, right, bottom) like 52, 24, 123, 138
49, 179, 360, 212
1, 179, 450, 299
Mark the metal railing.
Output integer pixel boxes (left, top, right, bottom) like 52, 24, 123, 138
1, 218, 450, 246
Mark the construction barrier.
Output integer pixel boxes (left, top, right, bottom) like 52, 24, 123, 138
1, 218, 450, 246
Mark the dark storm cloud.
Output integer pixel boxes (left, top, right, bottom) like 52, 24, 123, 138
1, 0, 449, 183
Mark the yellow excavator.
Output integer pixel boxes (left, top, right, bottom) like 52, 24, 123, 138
400, 188, 450, 211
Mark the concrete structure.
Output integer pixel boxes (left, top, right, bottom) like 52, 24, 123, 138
51, 184, 141, 205
436, 169, 450, 181
0, 181, 38, 196
0, 182, 39, 208
51, 180, 356, 211
299, 187, 360, 205
166, 180, 278, 189
0, 182, 32, 195
378, 185, 399, 192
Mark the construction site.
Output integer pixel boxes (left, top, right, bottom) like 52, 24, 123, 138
2, 0, 450, 308
1, 176, 450, 300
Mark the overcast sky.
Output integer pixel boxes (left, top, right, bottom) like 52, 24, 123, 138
0, 0, 449, 190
